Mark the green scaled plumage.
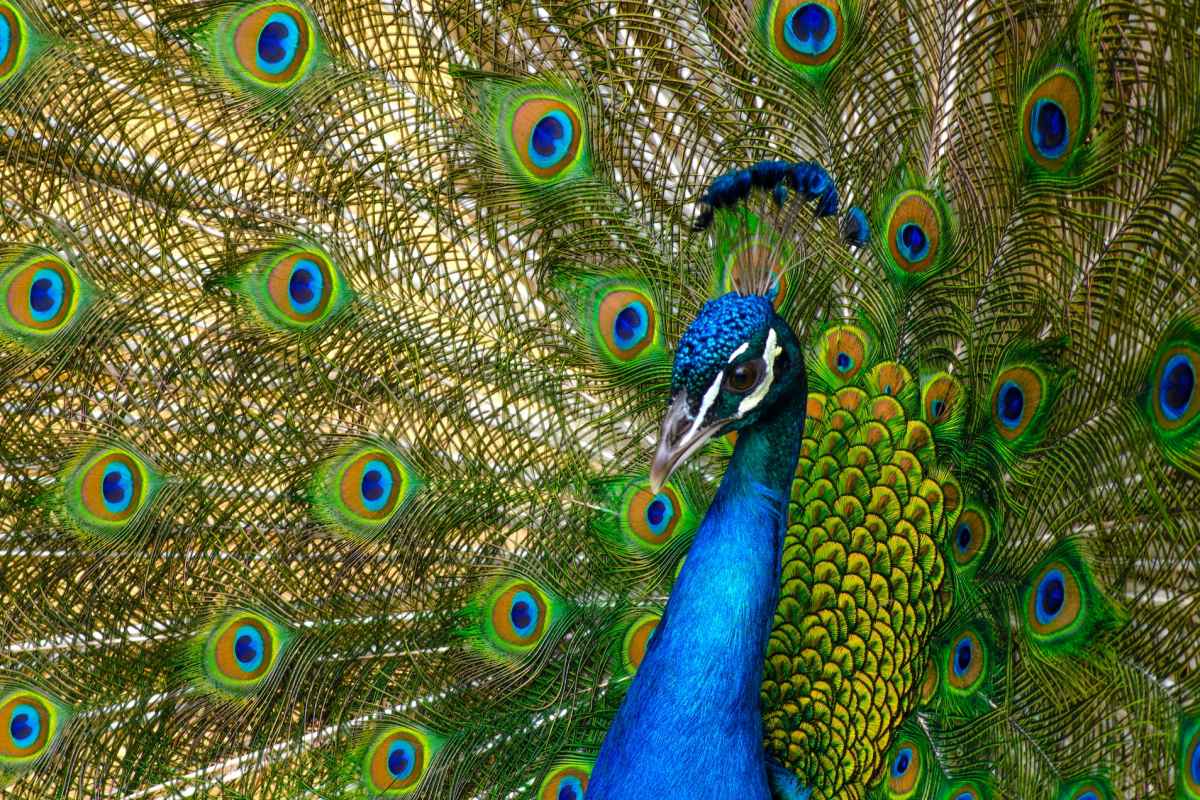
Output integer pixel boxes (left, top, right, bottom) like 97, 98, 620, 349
0, 0, 1197, 799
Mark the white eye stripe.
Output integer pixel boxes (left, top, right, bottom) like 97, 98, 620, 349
737, 328, 781, 416
728, 342, 749, 362
689, 372, 724, 439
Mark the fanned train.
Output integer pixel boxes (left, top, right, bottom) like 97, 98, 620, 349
0, 0, 1198, 799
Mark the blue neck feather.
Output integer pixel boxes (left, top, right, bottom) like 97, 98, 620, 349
588, 398, 806, 800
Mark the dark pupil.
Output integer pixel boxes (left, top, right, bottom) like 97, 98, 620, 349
102, 470, 126, 504
902, 223, 926, 255
559, 786, 578, 800
956, 639, 972, 671
289, 267, 315, 304
1164, 359, 1195, 414
258, 21, 289, 64
10, 712, 32, 742
531, 116, 565, 157
836, 352, 851, 371
731, 363, 757, 390
510, 600, 532, 631
647, 498, 667, 526
931, 399, 946, 419
388, 747, 409, 777
235, 634, 259, 665
1000, 384, 1024, 422
895, 751, 910, 773
615, 306, 641, 342
1041, 575, 1065, 616
956, 523, 971, 551
791, 3, 830, 43
30, 278, 55, 312
1036, 101, 1067, 150
362, 468, 385, 502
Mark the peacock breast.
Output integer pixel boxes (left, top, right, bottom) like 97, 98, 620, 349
761, 377, 955, 799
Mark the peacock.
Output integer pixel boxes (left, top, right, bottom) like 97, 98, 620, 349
0, 0, 1198, 798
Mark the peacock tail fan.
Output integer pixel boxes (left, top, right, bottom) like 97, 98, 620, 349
0, 0, 1197, 798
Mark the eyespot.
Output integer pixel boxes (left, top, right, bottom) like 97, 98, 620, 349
539, 761, 592, 800
950, 506, 989, 567
766, 0, 844, 67
627, 484, 684, 547
720, 240, 789, 309
0, 2, 32, 87
61, 447, 160, 537
725, 358, 766, 394
888, 740, 920, 796
237, 244, 348, 332
946, 630, 985, 693
990, 366, 1046, 441
1150, 344, 1200, 434
0, 253, 89, 344
364, 726, 437, 796
622, 614, 660, 674
0, 690, 64, 768
509, 95, 585, 182
820, 325, 868, 384
485, 580, 553, 654
947, 784, 982, 800
869, 363, 910, 398
885, 191, 942, 274
595, 288, 657, 362
200, 612, 288, 695
922, 373, 961, 426
311, 444, 419, 539
224, 2, 316, 90
1026, 561, 1082, 640
1065, 781, 1110, 800
1021, 68, 1084, 171
1182, 722, 1200, 799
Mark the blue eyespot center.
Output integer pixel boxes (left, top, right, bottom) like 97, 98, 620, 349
1035, 569, 1066, 625
232, 625, 265, 672
359, 459, 395, 513
1077, 792, 1099, 800
954, 792, 976, 800
386, 739, 416, 779
557, 777, 584, 800
645, 492, 676, 536
891, 747, 912, 777
612, 301, 649, 351
836, 352, 853, 372
931, 398, 946, 419
0, 16, 12, 68
997, 380, 1025, 429
1031, 98, 1069, 159
953, 637, 973, 676
784, 3, 836, 57
101, 462, 134, 514
528, 110, 574, 170
9, 704, 39, 749
1160, 354, 1195, 421
29, 269, 66, 322
288, 259, 324, 315
256, 13, 300, 75
896, 222, 929, 262
955, 522, 972, 553
509, 591, 538, 638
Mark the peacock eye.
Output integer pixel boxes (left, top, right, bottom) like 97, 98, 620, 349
724, 359, 765, 394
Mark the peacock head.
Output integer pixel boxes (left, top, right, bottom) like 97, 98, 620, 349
650, 292, 805, 491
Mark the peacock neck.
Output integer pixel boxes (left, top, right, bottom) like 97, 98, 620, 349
588, 392, 806, 800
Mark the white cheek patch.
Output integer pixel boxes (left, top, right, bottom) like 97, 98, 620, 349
737, 328, 781, 417
689, 372, 724, 440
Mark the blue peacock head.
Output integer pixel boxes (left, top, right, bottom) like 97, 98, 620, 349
650, 292, 805, 491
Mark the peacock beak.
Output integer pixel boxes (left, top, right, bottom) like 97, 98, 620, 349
649, 393, 725, 493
